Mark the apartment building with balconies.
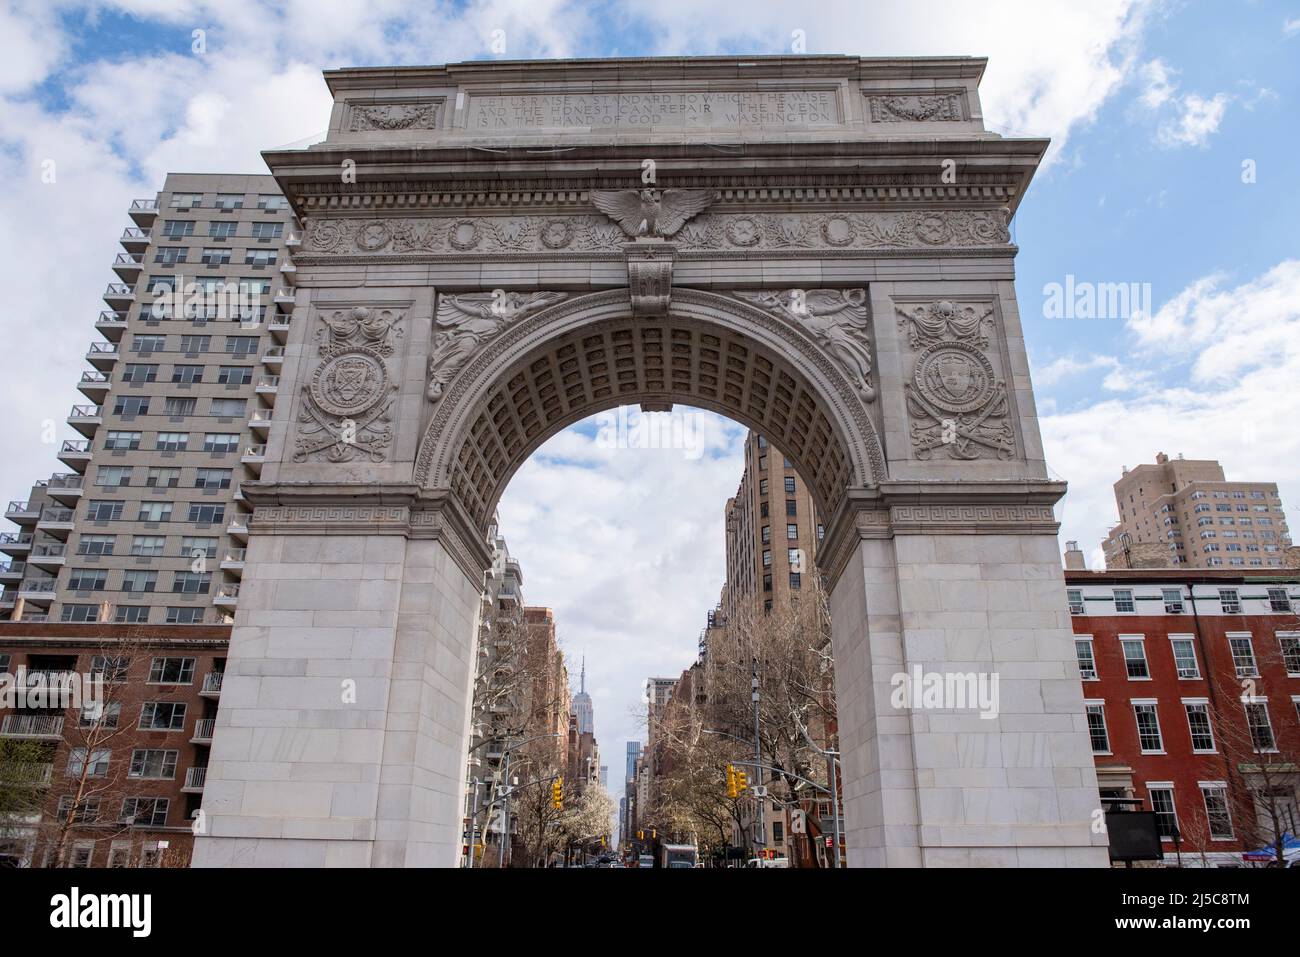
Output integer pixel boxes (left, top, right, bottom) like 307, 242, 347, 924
1102, 452, 1292, 570
0, 173, 298, 626
0, 621, 228, 868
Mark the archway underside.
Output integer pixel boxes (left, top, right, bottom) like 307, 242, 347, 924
448, 316, 855, 531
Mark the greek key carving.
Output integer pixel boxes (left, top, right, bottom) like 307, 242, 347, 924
896, 300, 1015, 461
294, 306, 404, 464
426, 292, 568, 402
734, 289, 876, 401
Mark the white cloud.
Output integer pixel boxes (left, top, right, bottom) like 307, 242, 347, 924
1138, 57, 1175, 108
1284, 17, 1300, 36
1043, 260, 1300, 569
1156, 91, 1230, 148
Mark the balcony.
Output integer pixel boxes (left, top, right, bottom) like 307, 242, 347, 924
0, 714, 65, 740
17, 579, 57, 603
67, 404, 103, 438
260, 345, 284, 369
200, 672, 224, 698
279, 259, 297, 284
5, 501, 38, 524
268, 313, 291, 343
213, 584, 239, 608
181, 766, 207, 793
191, 718, 215, 744
112, 252, 144, 282
28, 543, 66, 568
36, 507, 75, 539
95, 311, 128, 342
255, 375, 279, 396
46, 474, 84, 505
241, 445, 266, 474
248, 410, 273, 435
58, 440, 92, 471
85, 341, 119, 372
128, 199, 159, 225
220, 549, 246, 574
120, 226, 151, 251
226, 517, 248, 541
273, 287, 295, 308
103, 283, 134, 308
0, 532, 34, 555
77, 371, 111, 403
0, 560, 23, 581
0, 763, 54, 789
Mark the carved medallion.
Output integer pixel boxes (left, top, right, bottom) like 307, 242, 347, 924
309, 347, 388, 418
914, 342, 994, 414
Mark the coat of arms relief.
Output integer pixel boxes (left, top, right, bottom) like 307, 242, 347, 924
896, 300, 1016, 460
294, 305, 404, 463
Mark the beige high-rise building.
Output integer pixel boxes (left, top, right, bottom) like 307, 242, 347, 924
0, 173, 298, 625
1102, 452, 1291, 570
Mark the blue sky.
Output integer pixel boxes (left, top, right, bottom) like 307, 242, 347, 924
2, 0, 1298, 807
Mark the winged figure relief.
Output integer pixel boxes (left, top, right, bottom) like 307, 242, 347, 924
590, 188, 719, 238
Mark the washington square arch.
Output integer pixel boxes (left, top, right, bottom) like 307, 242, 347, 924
190, 54, 1110, 869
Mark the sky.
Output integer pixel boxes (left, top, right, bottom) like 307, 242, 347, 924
2, 0, 1299, 808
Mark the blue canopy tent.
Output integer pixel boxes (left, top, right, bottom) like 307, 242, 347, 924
1242, 832, 1300, 864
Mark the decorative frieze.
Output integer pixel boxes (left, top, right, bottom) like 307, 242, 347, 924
347, 98, 445, 131
591, 188, 719, 238
426, 292, 568, 402
293, 305, 404, 464
301, 208, 1010, 258
734, 289, 876, 401
896, 299, 1016, 461
866, 91, 966, 123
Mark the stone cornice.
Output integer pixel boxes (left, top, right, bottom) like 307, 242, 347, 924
817, 481, 1067, 588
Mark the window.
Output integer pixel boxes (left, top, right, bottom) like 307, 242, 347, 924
1168, 636, 1201, 679
758, 479, 768, 496
113, 396, 149, 417
1268, 587, 1291, 612
115, 606, 149, 624
95, 466, 132, 488
128, 749, 179, 780
155, 246, 186, 264
1121, 638, 1149, 679
172, 365, 202, 384
132, 334, 166, 353
761, 526, 771, 544
1074, 639, 1097, 680
217, 365, 252, 385
784, 523, 797, 541
104, 431, 142, 451
67, 747, 111, 778
215, 193, 244, 210
251, 221, 283, 241
200, 247, 231, 265
785, 499, 797, 517
1200, 784, 1234, 840
148, 657, 195, 684
139, 702, 187, 731
208, 220, 237, 239
245, 248, 276, 266
161, 219, 194, 239
78, 701, 120, 729
122, 363, 158, 383
258, 194, 289, 210
169, 192, 202, 208
146, 467, 180, 488
187, 504, 225, 524
146, 275, 176, 295
210, 398, 246, 418
61, 604, 98, 622
155, 432, 189, 452
225, 336, 259, 356
1067, 589, 1084, 615
121, 797, 170, 828
137, 501, 172, 523
203, 433, 239, 453
1148, 786, 1178, 840
77, 534, 115, 556
1113, 589, 1135, 613
1183, 702, 1215, 752
166, 607, 205, 625
1280, 635, 1300, 676
784, 476, 796, 494
181, 537, 219, 560
762, 550, 772, 568
1219, 588, 1241, 614
57, 794, 101, 824
87, 500, 123, 521
1133, 702, 1163, 753
121, 570, 158, 594
787, 548, 801, 568
789, 572, 802, 589
762, 573, 772, 593
68, 568, 107, 591
178, 335, 211, 354
1244, 701, 1276, 752
195, 468, 232, 490
1229, 636, 1258, 677
69, 844, 94, 868
1084, 703, 1109, 752
1162, 588, 1183, 614
171, 571, 211, 594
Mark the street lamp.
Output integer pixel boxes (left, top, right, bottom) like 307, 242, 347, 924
486, 731, 561, 869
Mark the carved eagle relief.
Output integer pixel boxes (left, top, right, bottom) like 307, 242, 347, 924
590, 188, 719, 238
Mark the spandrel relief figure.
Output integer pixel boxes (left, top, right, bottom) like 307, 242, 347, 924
426, 292, 567, 402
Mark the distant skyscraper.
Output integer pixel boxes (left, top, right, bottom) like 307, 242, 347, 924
571, 656, 594, 735
600, 765, 608, 788
625, 741, 640, 783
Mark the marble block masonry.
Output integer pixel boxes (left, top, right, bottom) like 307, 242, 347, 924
191, 54, 1110, 868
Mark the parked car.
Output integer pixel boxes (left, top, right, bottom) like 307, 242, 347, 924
744, 856, 790, 868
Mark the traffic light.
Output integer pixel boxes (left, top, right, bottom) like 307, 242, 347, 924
735, 767, 749, 794
651, 829, 656, 839
551, 779, 563, 809
637, 830, 644, 840
601, 835, 607, 848
726, 763, 738, 798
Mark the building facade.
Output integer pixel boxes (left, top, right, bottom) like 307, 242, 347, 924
1102, 452, 1291, 570
1068, 569, 1300, 865
0, 173, 297, 627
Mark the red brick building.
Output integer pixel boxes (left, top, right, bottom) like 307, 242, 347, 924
0, 622, 228, 867
1066, 570, 1300, 865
